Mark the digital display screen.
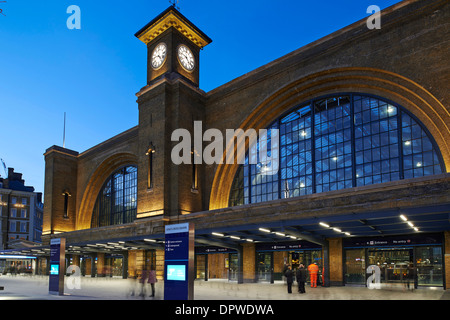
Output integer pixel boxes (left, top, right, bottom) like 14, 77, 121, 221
50, 264, 59, 275
166, 265, 186, 281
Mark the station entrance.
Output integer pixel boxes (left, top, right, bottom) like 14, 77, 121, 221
195, 240, 324, 284
344, 233, 444, 287
256, 241, 322, 283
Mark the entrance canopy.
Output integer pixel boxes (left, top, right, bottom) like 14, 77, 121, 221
1, 203, 448, 258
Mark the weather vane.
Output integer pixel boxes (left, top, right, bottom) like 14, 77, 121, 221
169, 0, 180, 10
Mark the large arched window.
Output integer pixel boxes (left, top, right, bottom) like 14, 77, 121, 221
229, 94, 444, 207
91, 166, 137, 228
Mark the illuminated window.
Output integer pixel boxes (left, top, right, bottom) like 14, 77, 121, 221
91, 166, 137, 228
229, 94, 444, 207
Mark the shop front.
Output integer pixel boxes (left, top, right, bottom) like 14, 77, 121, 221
344, 233, 444, 288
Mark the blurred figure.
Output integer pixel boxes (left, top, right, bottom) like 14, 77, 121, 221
147, 269, 157, 297
139, 270, 148, 298
128, 274, 137, 297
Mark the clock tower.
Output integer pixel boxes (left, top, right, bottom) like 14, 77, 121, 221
135, 6, 212, 87
135, 7, 212, 221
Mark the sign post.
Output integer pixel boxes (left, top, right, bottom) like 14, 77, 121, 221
49, 238, 65, 296
164, 223, 194, 300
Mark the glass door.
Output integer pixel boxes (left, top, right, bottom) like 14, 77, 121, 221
368, 248, 413, 284
195, 255, 206, 280
229, 253, 238, 281
416, 246, 443, 287
256, 252, 272, 282
345, 248, 366, 284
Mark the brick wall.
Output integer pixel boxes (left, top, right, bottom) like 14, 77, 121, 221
328, 238, 343, 285
242, 243, 256, 282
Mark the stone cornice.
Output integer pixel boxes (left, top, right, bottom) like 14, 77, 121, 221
135, 6, 212, 49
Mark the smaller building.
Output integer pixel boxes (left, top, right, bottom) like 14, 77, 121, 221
0, 168, 43, 274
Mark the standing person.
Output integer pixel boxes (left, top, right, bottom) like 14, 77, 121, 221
308, 262, 319, 288
285, 265, 294, 294
296, 264, 307, 293
147, 269, 157, 297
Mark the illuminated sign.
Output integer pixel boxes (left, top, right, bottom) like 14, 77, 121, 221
50, 264, 59, 275
167, 265, 186, 281
49, 238, 65, 295
164, 223, 194, 300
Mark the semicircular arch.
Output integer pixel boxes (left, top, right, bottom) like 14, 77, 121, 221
77, 152, 138, 230
209, 67, 450, 210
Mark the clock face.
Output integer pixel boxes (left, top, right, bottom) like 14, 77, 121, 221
177, 44, 195, 72
151, 42, 167, 70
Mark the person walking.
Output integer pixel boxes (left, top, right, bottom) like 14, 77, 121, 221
308, 262, 319, 288
147, 269, 157, 297
139, 270, 148, 297
285, 265, 294, 294
296, 264, 307, 293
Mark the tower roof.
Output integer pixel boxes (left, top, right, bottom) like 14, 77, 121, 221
135, 6, 212, 49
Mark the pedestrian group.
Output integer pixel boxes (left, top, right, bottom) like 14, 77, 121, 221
284, 262, 320, 294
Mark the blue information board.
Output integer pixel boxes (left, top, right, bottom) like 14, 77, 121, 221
49, 238, 65, 295
164, 223, 194, 300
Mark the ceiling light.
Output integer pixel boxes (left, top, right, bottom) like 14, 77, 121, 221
404, 141, 411, 146
144, 239, 156, 242
344, 232, 351, 236
400, 215, 408, 221
259, 228, 271, 233
319, 222, 330, 228
407, 221, 414, 227
333, 228, 342, 233
289, 235, 297, 239
275, 232, 285, 237
212, 232, 224, 237
229, 236, 240, 240
413, 227, 419, 232
246, 239, 254, 242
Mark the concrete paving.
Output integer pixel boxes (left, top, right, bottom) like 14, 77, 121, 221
0, 275, 448, 300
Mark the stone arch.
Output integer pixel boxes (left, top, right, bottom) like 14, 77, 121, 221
76, 152, 138, 230
209, 67, 450, 210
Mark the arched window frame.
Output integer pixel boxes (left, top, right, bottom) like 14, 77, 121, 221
91, 165, 138, 228
229, 93, 445, 207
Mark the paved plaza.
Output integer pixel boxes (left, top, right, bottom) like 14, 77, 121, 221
0, 275, 448, 300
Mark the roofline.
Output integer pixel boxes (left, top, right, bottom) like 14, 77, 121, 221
206, 0, 445, 98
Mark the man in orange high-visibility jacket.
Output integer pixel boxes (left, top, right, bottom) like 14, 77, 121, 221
308, 262, 319, 288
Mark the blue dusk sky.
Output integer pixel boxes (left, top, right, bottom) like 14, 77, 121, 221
0, 0, 400, 195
